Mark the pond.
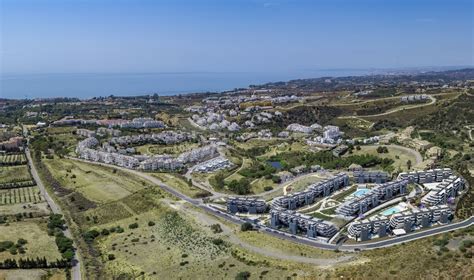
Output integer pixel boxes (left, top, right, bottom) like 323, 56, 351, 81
267, 161, 282, 170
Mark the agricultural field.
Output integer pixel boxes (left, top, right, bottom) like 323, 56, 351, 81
0, 154, 27, 166
0, 186, 43, 205
0, 220, 62, 262
44, 158, 150, 204
0, 165, 33, 185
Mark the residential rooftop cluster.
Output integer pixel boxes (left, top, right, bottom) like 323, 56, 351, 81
76, 135, 220, 171
272, 173, 350, 210
270, 210, 338, 238
191, 156, 233, 173
336, 179, 409, 217
348, 205, 452, 241
52, 117, 165, 129
227, 197, 267, 214
109, 131, 191, 146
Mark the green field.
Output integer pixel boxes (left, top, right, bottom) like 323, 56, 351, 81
347, 145, 418, 172
0, 165, 32, 184
0, 186, 43, 205
44, 159, 150, 204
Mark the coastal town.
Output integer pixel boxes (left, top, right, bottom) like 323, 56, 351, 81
0, 69, 473, 279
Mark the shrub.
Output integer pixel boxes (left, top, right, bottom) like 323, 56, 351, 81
108, 254, 115, 261
16, 238, 27, 246
211, 224, 223, 234
129, 223, 139, 229
148, 221, 155, 226
240, 222, 253, 232
263, 186, 273, 191
235, 271, 251, 280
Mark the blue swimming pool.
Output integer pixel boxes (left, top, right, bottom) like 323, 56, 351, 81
382, 206, 402, 216
353, 188, 370, 197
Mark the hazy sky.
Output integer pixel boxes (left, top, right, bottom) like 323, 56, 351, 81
1, 0, 473, 74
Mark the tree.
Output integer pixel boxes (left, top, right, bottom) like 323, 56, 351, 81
240, 222, 253, 232
407, 160, 412, 170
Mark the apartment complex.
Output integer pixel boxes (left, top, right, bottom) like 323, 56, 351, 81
77, 136, 219, 171
421, 176, 465, 205
110, 131, 190, 146
270, 210, 338, 238
397, 168, 452, 184
272, 173, 350, 210
119, 117, 166, 129
336, 179, 408, 216
227, 197, 267, 214
348, 205, 452, 241
353, 170, 389, 184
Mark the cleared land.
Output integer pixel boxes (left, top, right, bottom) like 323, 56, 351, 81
0, 201, 50, 217
91, 203, 349, 279
44, 158, 149, 204
151, 173, 211, 198
0, 220, 62, 262
0, 269, 66, 280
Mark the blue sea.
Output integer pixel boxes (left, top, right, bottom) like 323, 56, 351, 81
0, 70, 373, 99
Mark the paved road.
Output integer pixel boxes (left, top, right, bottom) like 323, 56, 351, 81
70, 157, 474, 252
387, 144, 423, 165
338, 95, 436, 119
26, 148, 82, 280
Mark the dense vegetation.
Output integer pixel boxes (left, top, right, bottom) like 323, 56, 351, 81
268, 151, 393, 171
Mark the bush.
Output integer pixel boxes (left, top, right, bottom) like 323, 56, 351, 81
108, 254, 115, 261
240, 222, 253, 232
16, 238, 27, 246
128, 223, 139, 229
148, 221, 155, 226
211, 224, 223, 234
235, 271, 251, 280
263, 186, 273, 191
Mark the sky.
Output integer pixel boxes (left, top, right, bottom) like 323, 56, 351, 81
1, 0, 473, 75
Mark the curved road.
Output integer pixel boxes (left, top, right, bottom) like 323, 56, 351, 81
69, 157, 473, 252
338, 95, 436, 119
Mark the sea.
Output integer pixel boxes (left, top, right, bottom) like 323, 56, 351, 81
0, 70, 374, 99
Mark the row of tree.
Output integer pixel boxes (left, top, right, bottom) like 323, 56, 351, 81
0, 257, 70, 269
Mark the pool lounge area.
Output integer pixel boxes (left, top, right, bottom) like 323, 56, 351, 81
381, 203, 408, 216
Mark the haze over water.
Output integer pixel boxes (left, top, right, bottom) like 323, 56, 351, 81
0, 70, 372, 99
